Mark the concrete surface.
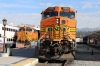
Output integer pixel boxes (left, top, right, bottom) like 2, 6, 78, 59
0, 41, 38, 66
12, 58, 38, 66
0, 53, 9, 57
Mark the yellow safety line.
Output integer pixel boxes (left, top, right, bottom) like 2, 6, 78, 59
12, 58, 37, 66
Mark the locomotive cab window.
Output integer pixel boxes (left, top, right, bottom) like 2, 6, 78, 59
60, 12, 75, 19
34, 29, 38, 33
26, 27, 32, 32
19, 27, 25, 31
43, 12, 58, 19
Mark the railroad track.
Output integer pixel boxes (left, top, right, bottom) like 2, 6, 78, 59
86, 43, 100, 50
42, 61, 48, 66
38, 60, 73, 66
63, 60, 73, 66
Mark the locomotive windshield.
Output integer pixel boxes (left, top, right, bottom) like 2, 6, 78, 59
60, 12, 75, 19
19, 27, 25, 31
43, 12, 58, 19
26, 27, 32, 32
19, 27, 32, 32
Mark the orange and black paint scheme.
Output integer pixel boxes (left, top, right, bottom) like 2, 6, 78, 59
14, 26, 38, 48
39, 6, 77, 60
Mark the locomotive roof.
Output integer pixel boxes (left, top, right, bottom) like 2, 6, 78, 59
42, 6, 76, 13
19, 26, 34, 29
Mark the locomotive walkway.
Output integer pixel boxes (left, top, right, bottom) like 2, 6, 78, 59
0, 41, 38, 66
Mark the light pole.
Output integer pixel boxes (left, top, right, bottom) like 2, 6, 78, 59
2, 18, 7, 53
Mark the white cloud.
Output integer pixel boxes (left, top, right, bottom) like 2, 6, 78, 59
77, 11, 100, 28
0, 13, 41, 26
39, 3, 74, 9
82, 2, 93, 9
82, 2, 100, 9
58, 3, 73, 8
40, 3, 54, 7
0, 3, 39, 8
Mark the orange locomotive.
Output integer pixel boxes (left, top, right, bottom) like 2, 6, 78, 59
39, 6, 77, 60
14, 25, 38, 48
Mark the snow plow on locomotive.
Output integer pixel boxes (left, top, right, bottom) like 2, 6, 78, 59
38, 6, 77, 60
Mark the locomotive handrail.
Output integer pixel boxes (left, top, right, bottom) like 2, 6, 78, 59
67, 32, 75, 40
37, 27, 48, 44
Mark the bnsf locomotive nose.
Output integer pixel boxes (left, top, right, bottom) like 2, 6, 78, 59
39, 6, 76, 60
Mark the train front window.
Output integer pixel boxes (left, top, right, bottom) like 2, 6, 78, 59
43, 12, 58, 19
26, 27, 32, 32
60, 12, 75, 19
19, 27, 25, 31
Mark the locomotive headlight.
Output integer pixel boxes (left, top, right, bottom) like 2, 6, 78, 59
46, 35, 49, 38
56, 18, 59, 24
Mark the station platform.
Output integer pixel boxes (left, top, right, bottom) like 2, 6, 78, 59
12, 57, 38, 66
0, 47, 38, 66
0, 56, 38, 66
0, 41, 39, 66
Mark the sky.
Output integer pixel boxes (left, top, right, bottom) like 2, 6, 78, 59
0, 0, 100, 28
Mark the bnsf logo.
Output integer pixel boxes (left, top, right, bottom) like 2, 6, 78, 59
41, 25, 70, 32
53, 25, 68, 31
50, 25, 70, 32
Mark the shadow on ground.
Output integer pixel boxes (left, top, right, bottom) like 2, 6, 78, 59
11, 48, 38, 58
